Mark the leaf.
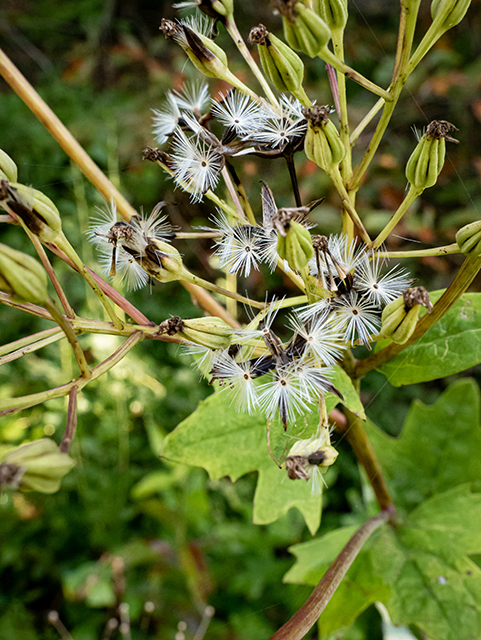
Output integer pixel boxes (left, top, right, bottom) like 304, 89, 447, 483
366, 378, 481, 512
376, 291, 481, 385
284, 380, 481, 639
331, 366, 365, 419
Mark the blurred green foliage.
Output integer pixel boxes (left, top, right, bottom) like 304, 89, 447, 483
1, 0, 481, 638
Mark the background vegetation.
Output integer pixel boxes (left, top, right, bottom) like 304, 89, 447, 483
0, 0, 480, 638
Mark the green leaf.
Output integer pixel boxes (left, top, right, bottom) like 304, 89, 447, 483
366, 378, 481, 512
284, 380, 481, 638
376, 291, 481, 385
331, 366, 366, 420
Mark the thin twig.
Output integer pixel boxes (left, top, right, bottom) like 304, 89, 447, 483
60, 386, 78, 453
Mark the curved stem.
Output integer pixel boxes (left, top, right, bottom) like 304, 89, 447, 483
269, 510, 391, 640
377, 243, 460, 259
349, 98, 384, 146
0, 329, 64, 366
44, 299, 91, 378
181, 269, 265, 309
329, 167, 371, 245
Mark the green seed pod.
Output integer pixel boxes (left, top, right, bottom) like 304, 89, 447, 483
157, 316, 233, 349
0, 243, 48, 305
276, 220, 314, 270
302, 105, 345, 173
431, 0, 471, 30
195, 0, 234, 22
381, 287, 432, 344
0, 439, 76, 494
0, 149, 18, 182
405, 120, 458, 191
312, 0, 348, 32
456, 220, 481, 257
249, 25, 305, 94
0, 180, 62, 242
281, 2, 331, 58
138, 238, 184, 283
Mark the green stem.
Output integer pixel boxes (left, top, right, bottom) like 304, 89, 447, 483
331, 29, 352, 180
44, 299, 91, 378
0, 326, 62, 357
55, 233, 123, 330
329, 167, 372, 245
269, 510, 391, 640
226, 18, 279, 107
0, 328, 64, 365
0, 331, 144, 415
318, 46, 391, 101
349, 0, 421, 190
349, 98, 384, 146
181, 269, 265, 309
373, 185, 422, 248
355, 255, 481, 377
377, 243, 460, 259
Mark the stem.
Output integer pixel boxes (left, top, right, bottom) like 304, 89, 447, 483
349, 98, 384, 146
60, 386, 78, 454
181, 270, 265, 309
0, 331, 144, 415
269, 510, 391, 640
225, 18, 279, 107
344, 407, 394, 511
28, 232, 75, 318
0, 47, 136, 222
0, 326, 62, 357
329, 167, 372, 245
221, 165, 248, 223
225, 160, 256, 225
318, 47, 391, 101
44, 299, 91, 378
373, 185, 421, 248
377, 243, 460, 259
285, 153, 302, 207
0, 329, 64, 366
355, 255, 481, 377
349, 1, 421, 190
330, 30, 352, 180
0, 291, 52, 320
55, 233, 124, 330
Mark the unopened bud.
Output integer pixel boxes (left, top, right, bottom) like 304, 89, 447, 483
276, 219, 314, 270
312, 0, 348, 32
0, 439, 76, 494
157, 315, 233, 349
0, 243, 48, 304
0, 180, 62, 242
302, 105, 345, 173
431, 0, 471, 31
405, 120, 458, 191
249, 25, 305, 95
138, 239, 184, 283
195, 0, 234, 22
456, 220, 481, 257
381, 287, 432, 344
278, 1, 331, 58
0, 149, 18, 182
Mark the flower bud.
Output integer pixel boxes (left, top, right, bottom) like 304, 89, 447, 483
456, 220, 481, 257
0, 439, 76, 494
302, 105, 345, 173
278, 1, 331, 58
138, 239, 184, 283
276, 220, 314, 270
405, 120, 458, 191
0, 149, 18, 182
312, 0, 348, 32
0, 180, 62, 242
0, 243, 48, 304
249, 25, 305, 95
431, 0, 471, 31
381, 287, 432, 344
195, 0, 234, 22
157, 316, 233, 349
